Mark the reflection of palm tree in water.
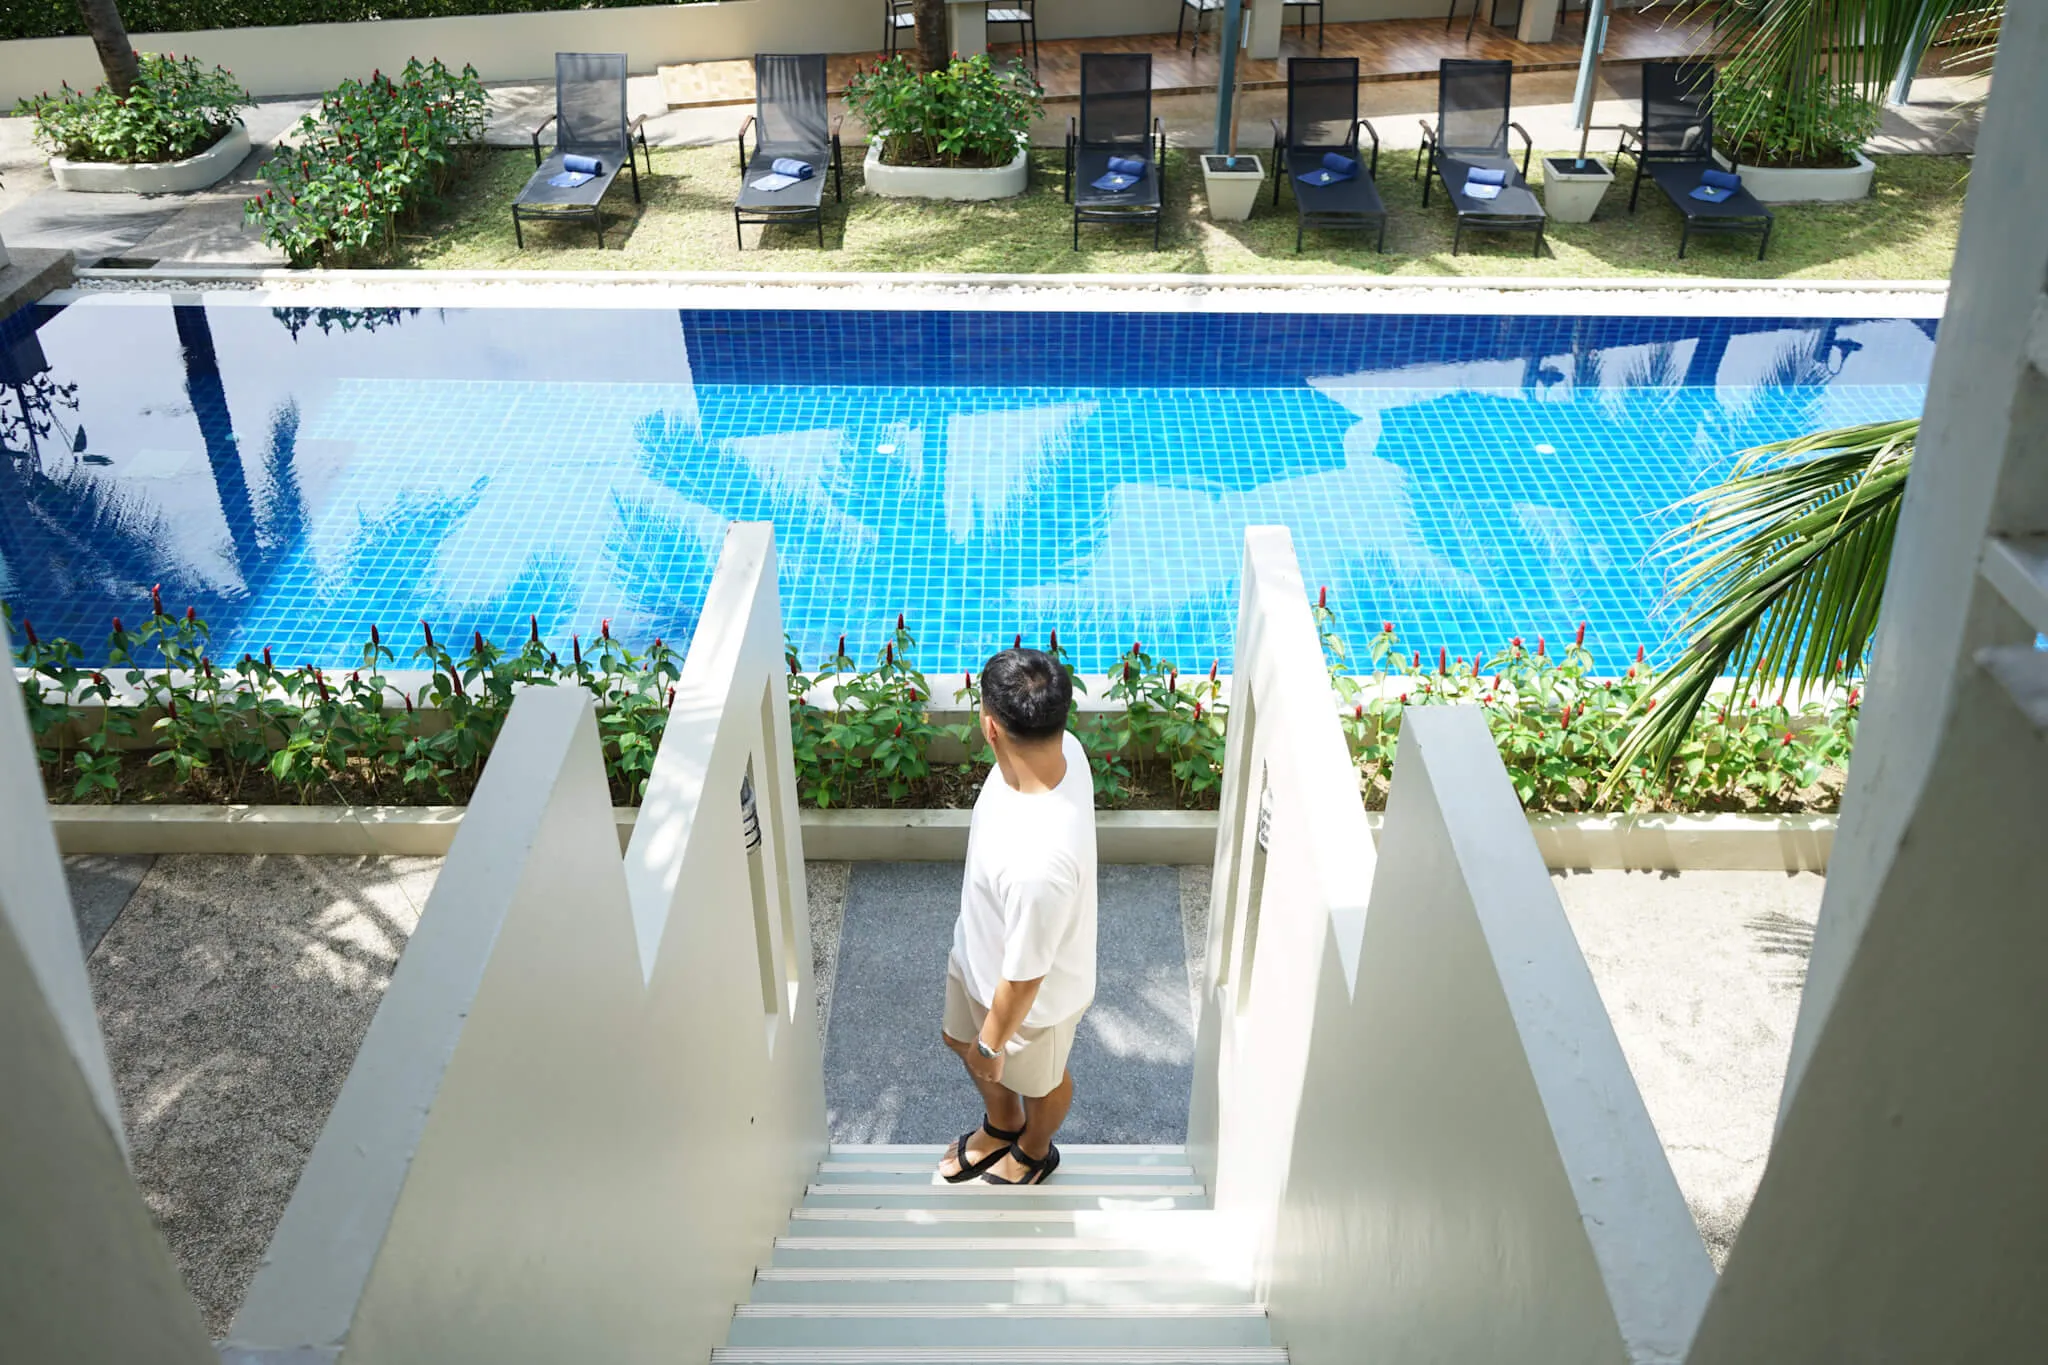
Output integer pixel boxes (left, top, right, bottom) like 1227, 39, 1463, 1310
625, 396, 1119, 660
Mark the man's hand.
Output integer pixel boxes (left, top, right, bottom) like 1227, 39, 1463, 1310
966, 1038, 1005, 1085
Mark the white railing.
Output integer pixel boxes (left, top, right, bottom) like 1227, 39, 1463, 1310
0, 613, 215, 1359
1189, 526, 1713, 1364
222, 522, 824, 1363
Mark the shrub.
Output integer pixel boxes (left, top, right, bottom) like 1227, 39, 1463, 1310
14, 52, 250, 164
843, 53, 1043, 169
6, 590, 1858, 816
1715, 70, 1882, 171
246, 58, 487, 267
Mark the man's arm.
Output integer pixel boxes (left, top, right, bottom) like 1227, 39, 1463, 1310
966, 974, 1045, 1083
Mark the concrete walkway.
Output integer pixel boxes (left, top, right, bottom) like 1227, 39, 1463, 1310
1, 69, 1981, 269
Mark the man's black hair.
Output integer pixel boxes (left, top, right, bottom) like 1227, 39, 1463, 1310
980, 648, 1071, 742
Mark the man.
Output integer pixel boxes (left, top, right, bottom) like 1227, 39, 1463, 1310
936, 647, 1097, 1186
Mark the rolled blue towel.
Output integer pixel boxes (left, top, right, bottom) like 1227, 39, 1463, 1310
1700, 167, 1741, 190
1320, 152, 1358, 178
1107, 154, 1147, 176
562, 153, 604, 175
1465, 166, 1506, 186
772, 156, 815, 180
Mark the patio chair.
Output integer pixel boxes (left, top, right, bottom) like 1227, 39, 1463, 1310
1177, 0, 1226, 53
1417, 58, 1546, 256
734, 53, 844, 250
1618, 59, 1774, 260
1065, 52, 1167, 249
512, 52, 650, 250
1270, 57, 1385, 252
1282, 0, 1325, 49
988, 0, 1039, 68
883, 0, 916, 56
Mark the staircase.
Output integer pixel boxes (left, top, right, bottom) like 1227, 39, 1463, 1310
711, 1144, 1286, 1364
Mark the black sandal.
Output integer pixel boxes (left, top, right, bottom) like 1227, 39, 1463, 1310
981, 1142, 1060, 1185
941, 1116, 1025, 1183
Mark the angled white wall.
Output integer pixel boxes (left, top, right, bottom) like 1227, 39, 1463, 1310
224, 523, 825, 1364
1189, 529, 1710, 1364
0, 617, 214, 1362
1684, 9, 2048, 1360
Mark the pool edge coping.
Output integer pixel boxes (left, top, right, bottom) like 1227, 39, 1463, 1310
50, 804, 1833, 872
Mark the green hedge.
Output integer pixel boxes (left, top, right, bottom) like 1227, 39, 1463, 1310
5, 1, 710, 44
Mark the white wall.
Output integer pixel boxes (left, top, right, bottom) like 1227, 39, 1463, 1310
225, 523, 826, 1364
1187, 529, 1710, 1365
0, 0, 1458, 105
1682, 8, 2048, 1360
0, 616, 214, 1361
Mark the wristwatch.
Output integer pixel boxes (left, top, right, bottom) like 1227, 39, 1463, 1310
974, 1037, 1001, 1060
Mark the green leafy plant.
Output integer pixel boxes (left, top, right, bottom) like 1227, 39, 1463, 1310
246, 57, 487, 267
15, 52, 250, 163
1602, 418, 1907, 795
842, 53, 1043, 169
1698, 0, 1991, 168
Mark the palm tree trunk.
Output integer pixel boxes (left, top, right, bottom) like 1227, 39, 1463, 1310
913, 0, 950, 73
73, 0, 140, 96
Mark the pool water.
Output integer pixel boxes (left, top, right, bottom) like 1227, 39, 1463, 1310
0, 297, 1932, 674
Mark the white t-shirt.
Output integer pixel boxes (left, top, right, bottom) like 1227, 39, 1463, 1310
949, 731, 1098, 1029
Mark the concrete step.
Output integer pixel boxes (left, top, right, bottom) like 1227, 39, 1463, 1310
710, 1351, 1288, 1364
818, 1162, 1199, 1184
770, 1237, 1223, 1270
802, 1185, 1206, 1211
726, 1303, 1271, 1349
748, 1267, 1256, 1306
786, 1209, 1224, 1239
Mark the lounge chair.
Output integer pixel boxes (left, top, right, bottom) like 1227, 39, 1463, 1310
512, 53, 650, 250
1619, 60, 1774, 260
1417, 58, 1545, 256
1066, 53, 1167, 250
1271, 57, 1385, 252
735, 53, 844, 250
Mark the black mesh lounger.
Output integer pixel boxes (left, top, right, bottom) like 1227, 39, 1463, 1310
1270, 56, 1385, 252
1065, 53, 1167, 250
1417, 58, 1545, 256
1619, 60, 1774, 260
513, 52, 650, 250
735, 53, 844, 250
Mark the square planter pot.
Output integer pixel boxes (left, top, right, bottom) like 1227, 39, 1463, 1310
1202, 154, 1265, 223
862, 139, 1029, 202
1541, 156, 1614, 224
50, 121, 251, 194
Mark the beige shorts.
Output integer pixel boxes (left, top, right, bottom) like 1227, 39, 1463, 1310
943, 966, 1083, 1099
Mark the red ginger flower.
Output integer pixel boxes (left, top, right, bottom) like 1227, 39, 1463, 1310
1575, 622, 1586, 648
897, 612, 906, 630
1318, 585, 1328, 608
1050, 628, 1060, 650
21, 619, 36, 646
1014, 633, 1023, 649
529, 614, 540, 644
151, 583, 164, 616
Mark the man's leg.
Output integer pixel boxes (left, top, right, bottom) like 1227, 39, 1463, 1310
985, 1067, 1073, 1183
938, 1031, 1026, 1179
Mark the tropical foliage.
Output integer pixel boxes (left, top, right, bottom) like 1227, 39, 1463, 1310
843, 53, 1044, 169
245, 58, 487, 267
1604, 419, 1909, 791
1704, 0, 2001, 166
7, 590, 1856, 814
15, 51, 248, 163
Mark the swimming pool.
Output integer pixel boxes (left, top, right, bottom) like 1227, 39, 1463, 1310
0, 294, 1933, 674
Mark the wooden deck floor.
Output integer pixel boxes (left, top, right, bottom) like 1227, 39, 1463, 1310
657, 9, 1716, 109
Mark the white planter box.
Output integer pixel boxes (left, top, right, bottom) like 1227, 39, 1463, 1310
862, 139, 1028, 202
0, 228, 10, 271
1726, 148, 1876, 204
50, 121, 251, 194
1201, 153, 1264, 223
1541, 155, 1614, 224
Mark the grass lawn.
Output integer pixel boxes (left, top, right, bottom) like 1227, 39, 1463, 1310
395, 145, 1966, 278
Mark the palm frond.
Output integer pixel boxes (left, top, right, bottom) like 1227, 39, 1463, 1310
1601, 419, 1914, 793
